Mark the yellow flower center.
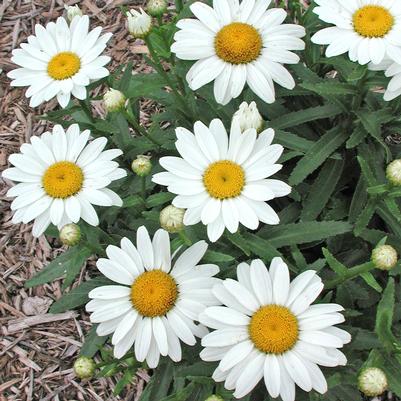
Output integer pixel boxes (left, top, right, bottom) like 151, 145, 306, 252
130, 270, 178, 317
215, 22, 262, 64
203, 160, 245, 200
42, 161, 84, 199
249, 305, 299, 354
353, 6, 394, 38
47, 52, 81, 80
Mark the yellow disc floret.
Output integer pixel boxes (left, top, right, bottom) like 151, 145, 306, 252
203, 160, 245, 200
130, 270, 178, 317
215, 22, 262, 64
249, 305, 299, 354
47, 52, 81, 80
353, 6, 394, 38
42, 161, 84, 199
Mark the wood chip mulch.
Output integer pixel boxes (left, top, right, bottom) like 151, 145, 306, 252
0, 1, 156, 400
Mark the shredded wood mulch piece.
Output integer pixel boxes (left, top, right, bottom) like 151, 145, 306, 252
0, 1, 156, 400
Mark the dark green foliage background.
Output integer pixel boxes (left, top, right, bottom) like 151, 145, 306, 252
27, 1, 401, 400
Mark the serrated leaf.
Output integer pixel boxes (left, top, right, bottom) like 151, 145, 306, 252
360, 272, 382, 293
354, 199, 376, 236
289, 127, 348, 186
25, 245, 92, 288
262, 221, 352, 248
346, 124, 368, 149
322, 248, 348, 276
301, 81, 358, 96
269, 104, 342, 130
147, 192, 175, 208
301, 158, 344, 221
203, 250, 234, 263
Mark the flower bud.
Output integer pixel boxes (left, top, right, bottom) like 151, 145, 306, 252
160, 205, 185, 233
126, 8, 152, 39
147, 0, 168, 17
59, 223, 81, 246
205, 396, 224, 401
372, 244, 398, 270
233, 101, 264, 133
358, 367, 388, 397
386, 159, 401, 186
131, 155, 152, 176
73, 356, 95, 379
103, 88, 126, 113
64, 4, 83, 23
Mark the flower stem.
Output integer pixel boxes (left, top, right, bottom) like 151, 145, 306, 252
175, 0, 183, 12
179, 230, 192, 246
325, 262, 375, 289
122, 110, 162, 147
141, 176, 147, 199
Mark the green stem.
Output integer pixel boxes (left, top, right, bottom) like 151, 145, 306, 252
141, 176, 147, 199
179, 230, 192, 246
122, 110, 162, 147
325, 262, 375, 289
175, 0, 183, 12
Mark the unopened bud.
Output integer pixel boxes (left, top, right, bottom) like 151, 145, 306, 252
103, 88, 126, 113
371, 244, 398, 271
59, 223, 81, 246
64, 4, 83, 23
358, 367, 388, 397
386, 159, 401, 186
131, 155, 152, 176
205, 396, 224, 401
73, 356, 95, 379
160, 205, 185, 233
147, 0, 168, 17
126, 8, 152, 39
233, 101, 264, 133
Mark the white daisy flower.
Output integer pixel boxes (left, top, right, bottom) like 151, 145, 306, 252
7, 15, 112, 108
199, 258, 351, 401
311, 0, 401, 65
2, 124, 126, 237
152, 118, 291, 242
171, 0, 305, 105
86, 226, 220, 365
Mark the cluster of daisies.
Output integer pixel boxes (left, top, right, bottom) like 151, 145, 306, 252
13, 0, 401, 399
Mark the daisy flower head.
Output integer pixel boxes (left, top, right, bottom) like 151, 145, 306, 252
7, 15, 112, 108
86, 226, 221, 365
171, 0, 305, 105
199, 258, 351, 401
152, 118, 291, 242
311, 0, 401, 65
2, 124, 127, 237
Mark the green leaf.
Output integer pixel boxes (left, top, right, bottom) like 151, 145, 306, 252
301, 158, 344, 221
25, 245, 92, 288
346, 124, 368, 149
289, 127, 348, 186
360, 272, 382, 293
275, 130, 315, 153
354, 199, 376, 236
261, 221, 352, 248
322, 248, 348, 276
49, 277, 111, 313
300, 81, 358, 96
80, 325, 107, 357
147, 192, 175, 208
375, 278, 397, 351
203, 250, 234, 263
269, 104, 342, 130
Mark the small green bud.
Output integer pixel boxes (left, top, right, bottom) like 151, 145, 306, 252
205, 396, 224, 401
64, 4, 83, 23
103, 88, 126, 113
147, 0, 168, 17
126, 8, 152, 39
386, 159, 401, 186
160, 205, 185, 233
131, 155, 152, 176
371, 244, 398, 270
73, 356, 95, 379
358, 367, 388, 397
59, 223, 81, 246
